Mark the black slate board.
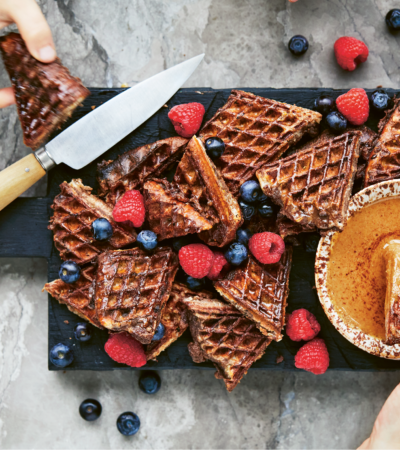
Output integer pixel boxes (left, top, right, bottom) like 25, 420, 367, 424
1, 86, 400, 372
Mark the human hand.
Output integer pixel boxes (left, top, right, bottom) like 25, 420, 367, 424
0, 0, 56, 108
358, 383, 400, 449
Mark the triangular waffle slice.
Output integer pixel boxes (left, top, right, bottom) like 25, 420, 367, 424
184, 294, 271, 392
146, 283, 211, 360
43, 263, 102, 328
256, 130, 362, 231
214, 249, 292, 341
97, 137, 188, 205
365, 99, 400, 187
199, 90, 322, 194
0, 33, 89, 150
173, 136, 243, 247
49, 179, 136, 265
143, 178, 214, 241
276, 213, 316, 239
95, 247, 179, 344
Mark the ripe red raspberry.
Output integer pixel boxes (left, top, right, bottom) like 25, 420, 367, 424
286, 309, 321, 341
334, 36, 369, 71
336, 88, 369, 126
207, 252, 228, 280
178, 243, 214, 279
295, 338, 330, 375
112, 190, 145, 228
104, 333, 147, 367
168, 102, 205, 138
248, 232, 285, 264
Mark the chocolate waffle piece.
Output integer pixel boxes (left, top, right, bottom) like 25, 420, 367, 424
146, 283, 211, 360
95, 247, 179, 344
0, 32, 89, 150
256, 130, 362, 231
365, 99, 400, 187
43, 263, 102, 328
143, 178, 214, 241
383, 241, 400, 345
173, 136, 243, 247
49, 179, 136, 265
184, 294, 271, 392
97, 137, 188, 205
276, 214, 316, 239
199, 90, 322, 194
215, 250, 292, 341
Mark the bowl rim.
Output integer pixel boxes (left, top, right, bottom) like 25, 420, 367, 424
315, 179, 400, 360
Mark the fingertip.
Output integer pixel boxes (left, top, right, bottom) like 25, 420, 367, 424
0, 87, 16, 108
38, 45, 57, 63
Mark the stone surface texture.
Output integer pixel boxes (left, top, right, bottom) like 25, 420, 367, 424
0, 0, 400, 448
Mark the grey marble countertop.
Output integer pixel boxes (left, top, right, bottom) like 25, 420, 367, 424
1, 1, 400, 448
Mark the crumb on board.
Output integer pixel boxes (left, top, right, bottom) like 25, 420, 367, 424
121, 83, 128, 88
377, 85, 383, 88
91, 105, 96, 110
163, 104, 168, 108
64, 320, 69, 324
195, 91, 204, 95
276, 355, 284, 364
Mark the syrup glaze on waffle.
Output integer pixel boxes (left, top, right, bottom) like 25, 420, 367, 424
0, 33, 89, 150
143, 178, 214, 241
43, 263, 102, 328
174, 136, 243, 247
215, 250, 292, 341
95, 247, 178, 344
256, 130, 362, 231
97, 137, 188, 205
365, 99, 400, 187
49, 179, 136, 265
184, 294, 271, 391
199, 90, 322, 194
146, 283, 206, 361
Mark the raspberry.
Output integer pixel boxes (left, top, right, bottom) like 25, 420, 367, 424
248, 232, 285, 264
286, 309, 321, 341
112, 190, 145, 228
207, 252, 228, 280
295, 338, 330, 375
168, 102, 205, 138
336, 88, 369, 126
104, 333, 147, 367
178, 243, 214, 279
334, 36, 369, 71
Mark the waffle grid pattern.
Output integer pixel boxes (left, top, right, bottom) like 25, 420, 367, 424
257, 131, 361, 230
199, 90, 322, 193
215, 251, 292, 340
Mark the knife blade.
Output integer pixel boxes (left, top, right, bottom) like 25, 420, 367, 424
43, 53, 204, 170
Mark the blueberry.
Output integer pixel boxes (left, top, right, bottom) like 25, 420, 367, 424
386, 9, 400, 31
59, 261, 81, 284
371, 90, 392, 112
225, 242, 248, 266
304, 233, 321, 253
288, 35, 309, 56
204, 137, 225, 160
152, 323, 165, 341
240, 180, 263, 204
326, 111, 347, 134
137, 230, 158, 251
314, 95, 335, 116
258, 203, 275, 218
92, 218, 113, 241
79, 399, 102, 421
185, 275, 206, 291
172, 235, 193, 253
236, 228, 253, 246
49, 343, 74, 368
139, 371, 161, 394
74, 323, 92, 342
117, 412, 140, 436
239, 199, 256, 221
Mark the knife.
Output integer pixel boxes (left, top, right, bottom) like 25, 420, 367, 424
0, 54, 204, 211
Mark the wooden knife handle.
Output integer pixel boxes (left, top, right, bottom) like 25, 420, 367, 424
0, 153, 46, 211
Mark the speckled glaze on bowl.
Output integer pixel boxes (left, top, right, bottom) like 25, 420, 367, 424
315, 180, 400, 359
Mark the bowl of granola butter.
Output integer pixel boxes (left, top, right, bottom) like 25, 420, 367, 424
315, 179, 400, 359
